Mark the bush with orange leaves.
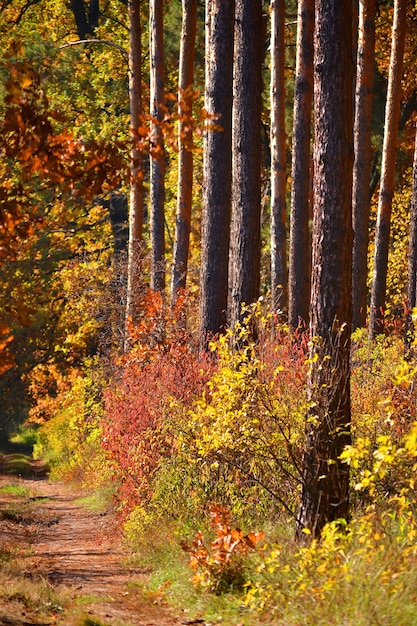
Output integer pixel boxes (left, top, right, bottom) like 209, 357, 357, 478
181, 503, 264, 595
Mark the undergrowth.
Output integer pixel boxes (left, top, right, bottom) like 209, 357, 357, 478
30, 298, 417, 624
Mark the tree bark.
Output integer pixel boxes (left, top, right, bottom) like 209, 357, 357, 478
288, 0, 314, 331
296, 0, 354, 540
352, 0, 376, 330
149, 0, 166, 292
125, 0, 144, 332
405, 123, 417, 352
369, 0, 406, 337
70, 0, 92, 40
170, 0, 197, 303
199, 0, 234, 345
230, 0, 263, 330
270, 0, 287, 316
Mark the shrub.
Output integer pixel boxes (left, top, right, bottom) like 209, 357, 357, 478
245, 418, 417, 624
167, 309, 308, 526
101, 290, 214, 521
349, 329, 417, 505
32, 357, 110, 486
181, 504, 264, 595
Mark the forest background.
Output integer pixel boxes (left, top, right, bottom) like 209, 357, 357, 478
1, 0, 417, 623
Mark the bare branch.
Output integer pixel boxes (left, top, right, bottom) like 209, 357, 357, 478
59, 39, 129, 59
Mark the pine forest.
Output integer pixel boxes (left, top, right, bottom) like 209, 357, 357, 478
1, 0, 417, 624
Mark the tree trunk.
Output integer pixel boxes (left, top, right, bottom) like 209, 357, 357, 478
108, 191, 129, 254
125, 0, 144, 332
405, 123, 417, 352
288, 0, 314, 331
230, 0, 263, 330
70, 0, 92, 39
149, 0, 166, 292
296, 0, 354, 540
369, 0, 406, 338
170, 0, 197, 303
270, 0, 287, 316
199, 0, 234, 345
352, 0, 376, 330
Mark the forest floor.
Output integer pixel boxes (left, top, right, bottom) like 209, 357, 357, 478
0, 454, 187, 626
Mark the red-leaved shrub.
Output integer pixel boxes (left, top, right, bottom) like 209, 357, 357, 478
101, 290, 214, 517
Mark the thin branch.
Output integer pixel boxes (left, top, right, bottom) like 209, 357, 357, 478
217, 452, 297, 519
59, 39, 129, 59
1, 0, 42, 25
48, 215, 109, 235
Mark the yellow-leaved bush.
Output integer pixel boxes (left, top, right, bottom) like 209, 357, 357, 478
246, 500, 417, 623
174, 311, 308, 524
243, 354, 417, 622
33, 357, 112, 487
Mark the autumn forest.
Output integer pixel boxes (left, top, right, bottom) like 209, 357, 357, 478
1, 0, 417, 623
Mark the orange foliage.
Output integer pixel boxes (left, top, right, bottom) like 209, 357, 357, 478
0, 54, 128, 261
0, 325, 14, 375
181, 504, 264, 594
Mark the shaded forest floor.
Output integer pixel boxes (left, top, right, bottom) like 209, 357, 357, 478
0, 454, 184, 626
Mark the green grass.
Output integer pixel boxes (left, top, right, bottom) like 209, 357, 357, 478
0, 483, 30, 497
0, 547, 13, 563
126, 518, 267, 625
76, 617, 107, 626
75, 483, 116, 514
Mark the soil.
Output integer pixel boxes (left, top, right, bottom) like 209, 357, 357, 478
0, 457, 194, 626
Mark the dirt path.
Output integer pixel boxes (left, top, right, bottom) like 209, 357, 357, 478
0, 466, 186, 626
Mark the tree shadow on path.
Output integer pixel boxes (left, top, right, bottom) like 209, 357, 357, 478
0, 459, 183, 626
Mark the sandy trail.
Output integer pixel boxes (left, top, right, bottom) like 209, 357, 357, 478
0, 468, 185, 626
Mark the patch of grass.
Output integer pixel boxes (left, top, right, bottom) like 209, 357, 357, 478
0, 494, 40, 527
0, 507, 27, 523
0, 567, 68, 623
0, 483, 30, 497
68, 596, 120, 625
0, 546, 13, 562
77, 617, 107, 626
127, 518, 260, 625
127, 521, 199, 610
75, 483, 116, 514
74, 594, 108, 605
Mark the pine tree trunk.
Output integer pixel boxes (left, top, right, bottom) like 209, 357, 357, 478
369, 0, 406, 337
296, 0, 354, 540
270, 0, 287, 316
171, 0, 197, 303
230, 0, 263, 330
288, 0, 314, 331
126, 0, 144, 332
70, 0, 91, 39
405, 124, 417, 352
149, 0, 166, 292
352, 0, 375, 330
199, 0, 234, 344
